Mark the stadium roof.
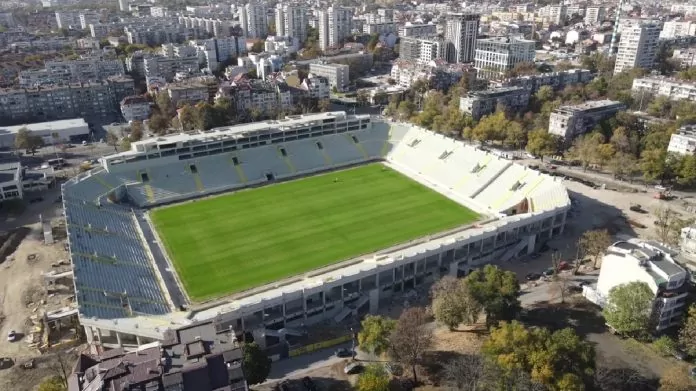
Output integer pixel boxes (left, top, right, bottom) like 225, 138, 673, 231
0, 118, 87, 134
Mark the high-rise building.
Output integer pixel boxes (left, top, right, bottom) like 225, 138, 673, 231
118, 0, 128, 12
548, 5, 567, 25
444, 13, 480, 64
275, 4, 308, 43
318, 6, 353, 51
614, 21, 662, 74
242, 2, 268, 39
585, 7, 606, 25
55, 11, 80, 29
474, 36, 535, 78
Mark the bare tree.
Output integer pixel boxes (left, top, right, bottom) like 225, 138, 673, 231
389, 307, 433, 385
577, 229, 612, 269
548, 252, 571, 304
654, 207, 694, 246
441, 354, 487, 391
594, 366, 657, 391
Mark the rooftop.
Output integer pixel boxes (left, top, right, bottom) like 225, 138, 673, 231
0, 118, 88, 134
608, 239, 686, 281
554, 99, 625, 114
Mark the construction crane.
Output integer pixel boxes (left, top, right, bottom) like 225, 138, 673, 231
609, 0, 627, 56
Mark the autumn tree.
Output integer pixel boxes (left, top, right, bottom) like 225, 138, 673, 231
659, 366, 696, 391
318, 98, 331, 112
389, 307, 433, 384
654, 207, 693, 246
603, 281, 654, 337
106, 131, 120, 152
357, 364, 390, 391
465, 265, 521, 327
441, 354, 488, 391
357, 315, 396, 356
526, 129, 558, 159
129, 120, 144, 141
430, 276, 481, 330
482, 321, 595, 390
565, 133, 604, 171
38, 377, 66, 391
14, 127, 44, 155
549, 252, 571, 303
577, 229, 612, 269
194, 102, 217, 130
178, 104, 197, 131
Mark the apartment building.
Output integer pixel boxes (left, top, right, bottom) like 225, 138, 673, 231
667, 125, 696, 156
178, 16, 232, 38
241, 2, 267, 39
89, 23, 108, 39
79, 12, 99, 29
275, 4, 308, 43
18, 57, 125, 87
399, 36, 444, 64
547, 5, 567, 25
399, 23, 437, 38
167, 81, 210, 106
548, 100, 626, 140
309, 62, 349, 91
614, 21, 662, 74
474, 36, 536, 78
125, 25, 186, 46
632, 76, 696, 102
585, 7, 605, 25
55, 11, 80, 29
364, 22, 397, 35
217, 79, 293, 114
144, 56, 199, 81
390, 59, 475, 90
318, 6, 353, 51
444, 13, 480, 64
589, 239, 688, 332
0, 76, 135, 124
673, 48, 696, 68
299, 74, 330, 99
496, 69, 594, 94
660, 20, 696, 39
120, 95, 151, 122
459, 87, 530, 121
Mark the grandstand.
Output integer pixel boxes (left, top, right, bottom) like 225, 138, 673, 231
62, 112, 569, 349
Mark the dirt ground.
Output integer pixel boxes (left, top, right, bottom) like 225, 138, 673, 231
0, 220, 77, 391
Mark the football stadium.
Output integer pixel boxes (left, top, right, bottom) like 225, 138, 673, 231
62, 112, 569, 348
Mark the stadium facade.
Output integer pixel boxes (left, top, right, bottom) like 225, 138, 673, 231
62, 112, 569, 349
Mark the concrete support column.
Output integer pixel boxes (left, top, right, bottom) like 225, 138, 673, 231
527, 234, 536, 255
84, 326, 94, 344
116, 331, 122, 347
449, 261, 458, 277
322, 289, 327, 317
438, 251, 443, 266
302, 293, 308, 320
282, 302, 287, 327
136, 335, 142, 347
96, 327, 103, 343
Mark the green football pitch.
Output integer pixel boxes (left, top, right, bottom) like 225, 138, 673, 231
151, 163, 480, 301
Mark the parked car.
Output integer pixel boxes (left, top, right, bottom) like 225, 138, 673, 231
542, 268, 555, 277
335, 348, 352, 358
525, 272, 541, 281
7, 330, 16, 342
557, 261, 570, 271
344, 362, 363, 374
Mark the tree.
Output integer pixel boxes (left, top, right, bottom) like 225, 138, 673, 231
441, 354, 488, 391
356, 90, 369, 106
250, 40, 264, 53
120, 137, 131, 151
430, 276, 481, 330
389, 307, 433, 384
679, 305, 696, 356
566, 133, 602, 171
465, 265, 521, 327
653, 207, 693, 246
148, 112, 170, 134
367, 34, 380, 52
14, 127, 43, 154
549, 252, 571, 304
38, 376, 66, 391
194, 102, 217, 130
358, 315, 396, 356
659, 366, 695, 391
535, 85, 555, 103
507, 61, 538, 77
106, 131, 120, 152
640, 147, 671, 182
129, 121, 143, 141
594, 367, 657, 391
178, 104, 196, 131
576, 229, 612, 269
318, 98, 331, 112
242, 342, 271, 385
603, 281, 654, 337
482, 321, 595, 390
357, 364, 390, 391
526, 129, 557, 159
155, 92, 175, 118
472, 111, 507, 144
